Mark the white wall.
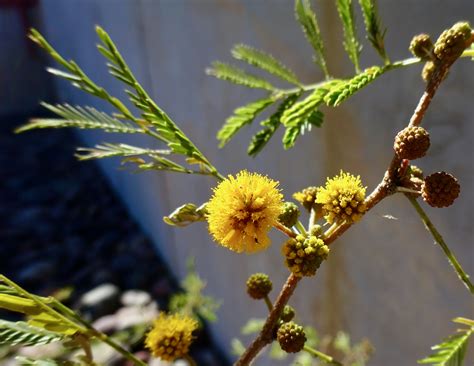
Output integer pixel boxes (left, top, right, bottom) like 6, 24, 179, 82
37, 1, 474, 365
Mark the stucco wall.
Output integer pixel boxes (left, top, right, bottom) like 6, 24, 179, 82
35, 1, 473, 364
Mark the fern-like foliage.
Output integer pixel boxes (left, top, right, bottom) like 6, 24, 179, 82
247, 93, 301, 156
295, 0, 329, 78
206, 61, 275, 91
280, 81, 340, 148
95, 27, 220, 176
23, 28, 223, 180
418, 326, 473, 366
231, 44, 301, 86
17, 103, 143, 134
0, 320, 64, 347
336, 0, 362, 73
217, 97, 275, 147
324, 66, 384, 106
358, 0, 389, 63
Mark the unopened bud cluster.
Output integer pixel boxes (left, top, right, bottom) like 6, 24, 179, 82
422, 172, 460, 208
282, 234, 329, 277
246, 273, 272, 299
410, 21, 472, 82
434, 22, 472, 62
278, 202, 300, 228
409, 34, 434, 59
394, 126, 430, 160
277, 321, 306, 353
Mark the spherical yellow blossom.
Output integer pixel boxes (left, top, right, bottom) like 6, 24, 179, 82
206, 170, 283, 253
315, 171, 367, 224
145, 312, 198, 361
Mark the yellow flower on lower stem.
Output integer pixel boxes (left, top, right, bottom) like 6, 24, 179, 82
315, 171, 367, 224
206, 170, 283, 253
145, 312, 198, 362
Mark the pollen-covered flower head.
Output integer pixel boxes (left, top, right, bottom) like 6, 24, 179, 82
315, 171, 367, 224
145, 312, 198, 361
206, 170, 283, 253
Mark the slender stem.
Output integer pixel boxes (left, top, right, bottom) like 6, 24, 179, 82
406, 196, 474, 294
303, 345, 343, 365
274, 221, 298, 238
396, 186, 420, 195
308, 208, 318, 230
295, 220, 308, 236
52, 299, 148, 366
263, 295, 273, 312
322, 222, 340, 240
235, 274, 301, 366
0, 275, 86, 333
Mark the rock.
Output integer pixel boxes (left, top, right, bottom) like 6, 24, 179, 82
115, 302, 159, 329
121, 289, 152, 307
79, 283, 120, 319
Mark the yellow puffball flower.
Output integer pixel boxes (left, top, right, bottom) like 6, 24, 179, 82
145, 312, 198, 362
315, 171, 367, 224
206, 170, 283, 253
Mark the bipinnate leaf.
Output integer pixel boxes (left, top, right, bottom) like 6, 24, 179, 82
231, 44, 301, 85
336, 0, 362, 72
247, 93, 301, 157
206, 62, 275, 91
324, 66, 384, 106
0, 320, 64, 347
295, 0, 329, 77
217, 97, 275, 147
418, 327, 473, 366
16, 103, 143, 134
358, 0, 388, 63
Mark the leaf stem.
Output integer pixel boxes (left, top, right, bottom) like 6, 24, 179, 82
303, 344, 343, 365
275, 221, 298, 238
263, 295, 274, 312
406, 196, 474, 294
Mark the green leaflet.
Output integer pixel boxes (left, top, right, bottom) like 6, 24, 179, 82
324, 66, 384, 106
0, 294, 42, 316
281, 81, 338, 127
217, 97, 275, 147
248, 93, 301, 157
232, 44, 301, 86
336, 0, 362, 72
206, 61, 275, 91
16, 103, 143, 134
282, 109, 324, 149
418, 327, 472, 366
163, 203, 208, 227
0, 320, 64, 347
358, 0, 389, 63
295, 0, 329, 77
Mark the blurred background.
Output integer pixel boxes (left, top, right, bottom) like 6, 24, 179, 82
1, 0, 473, 365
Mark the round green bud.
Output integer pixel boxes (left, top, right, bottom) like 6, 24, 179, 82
280, 305, 296, 323
278, 202, 300, 228
277, 321, 306, 353
409, 34, 433, 59
246, 273, 272, 300
434, 22, 472, 61
282, 234, 329, 277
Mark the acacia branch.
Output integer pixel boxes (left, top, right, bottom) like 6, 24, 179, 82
235, 40, 467, 366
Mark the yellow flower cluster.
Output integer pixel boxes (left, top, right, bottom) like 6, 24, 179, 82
145, 312, 198, 361
316, 171, 367, 224
206, 170, 283, 253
